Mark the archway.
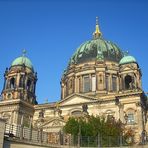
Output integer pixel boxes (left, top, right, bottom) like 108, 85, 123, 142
27, 79, 31, 91
10, 78, 15, 89
125, 75, 132, 90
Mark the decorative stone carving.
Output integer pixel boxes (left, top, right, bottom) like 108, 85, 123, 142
52, 120, 61, 126
82, 104, 88, 114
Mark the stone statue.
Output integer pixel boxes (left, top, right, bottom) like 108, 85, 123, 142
39, 109, 44, 118
82, 104, 88, 113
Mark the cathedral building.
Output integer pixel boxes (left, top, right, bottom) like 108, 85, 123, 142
0, 19, 147, 143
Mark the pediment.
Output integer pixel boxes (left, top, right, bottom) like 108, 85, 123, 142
120, 65, 134, 72
42, 117, 66, 128
59, 93, 97, 106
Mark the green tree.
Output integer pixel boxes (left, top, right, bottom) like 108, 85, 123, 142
63, 117, 79, 136
64, 115, 125, 146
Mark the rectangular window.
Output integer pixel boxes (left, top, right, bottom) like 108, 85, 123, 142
127, 113, 134, 124
83, 75, 90, 92
112, 76, 117, 91
92, 75, 96, 91
106, 76, 109, 91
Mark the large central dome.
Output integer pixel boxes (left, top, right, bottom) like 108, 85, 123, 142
61, 18, 141, 101
69, 19, 123, 65
69, 37, 123, 65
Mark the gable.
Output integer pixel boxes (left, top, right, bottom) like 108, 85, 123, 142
42, 118, 66, 128
59, 94, 97, 106
120, 66, 132, 72
120, 64, 137, 72
42, 117, 66, 132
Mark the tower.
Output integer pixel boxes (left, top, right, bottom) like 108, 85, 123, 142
0, 50, 37, 126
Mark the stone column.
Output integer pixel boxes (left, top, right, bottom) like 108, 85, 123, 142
16, 73, 20, 88
6, 78, 10, 89
103, 73, 106, 90
136, 72, 141, 89
96, 74, 99, 90
21, 114, 24, 125
119, 104, 124, 122
109, 74, 112, 91
118, 74, 121, 91
122, 75, 125, 90
74, 76, 77, 93
77, 77, 80, 93
25, 76, 28, 90
72, 77, 75, 94
14, 111, 19, 124
64, 85, 66, 98
89, 74, 92, 91
136, 105, 144, 143
79, 76, 83, 92
10, 111, 14, 125
0, 118, 5, 148
29, 116, 32, 141
117, 76, 119, 92
61, 84, 64, 99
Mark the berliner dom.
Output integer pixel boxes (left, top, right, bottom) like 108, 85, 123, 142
0, 18, 147, 144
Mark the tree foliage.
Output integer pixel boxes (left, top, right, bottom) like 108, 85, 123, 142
64, 115, 124, 137
63, 115, 134, 146
63, 117, 79, 136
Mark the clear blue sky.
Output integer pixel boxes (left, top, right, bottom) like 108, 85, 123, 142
0, 0, 148, 104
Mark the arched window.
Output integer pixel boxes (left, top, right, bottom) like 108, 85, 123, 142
71, 110, 82, 117
83, 75, 90, 92
112, 76, 117, 91
69, 79, 73, 89
19, 75, 24, 88
27, 79, 31, 91
125, 75, 133, 90
10, 78, 15, 89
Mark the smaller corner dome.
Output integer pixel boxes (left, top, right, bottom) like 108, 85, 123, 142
11, 56, 33, 69
119, 55, 137, 65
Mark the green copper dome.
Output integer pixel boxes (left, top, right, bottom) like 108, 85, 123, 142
69, 37, 123, 65
11, 56, 33, 69
119, 55, 137, 65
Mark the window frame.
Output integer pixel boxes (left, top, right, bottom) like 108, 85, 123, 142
83, 75, 91, 93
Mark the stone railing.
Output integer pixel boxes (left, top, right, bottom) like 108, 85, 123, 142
4, 123, 48, 144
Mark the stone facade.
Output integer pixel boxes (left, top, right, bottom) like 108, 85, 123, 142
0, 62, 37, 126
0, 118, 5, 148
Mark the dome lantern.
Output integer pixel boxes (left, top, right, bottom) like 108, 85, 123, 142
93, 17, 102, 39
67, 18, 123, 66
